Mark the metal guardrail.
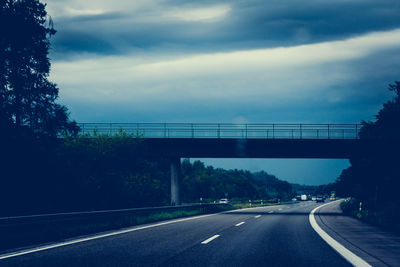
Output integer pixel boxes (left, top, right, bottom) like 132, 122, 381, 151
0, 204, 223, 226
0, 204, 226, 252
77, 123, 362, 139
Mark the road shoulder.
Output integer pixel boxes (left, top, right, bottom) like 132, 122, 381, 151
314, 200, 400, 267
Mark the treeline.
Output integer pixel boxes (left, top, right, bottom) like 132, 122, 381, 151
181, 159, 293, 202
330, 81, 400, 232
1, 134, 171, 215
291, 183, 335, 196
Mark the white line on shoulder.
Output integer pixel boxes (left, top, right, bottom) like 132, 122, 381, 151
309, 202, 371, 267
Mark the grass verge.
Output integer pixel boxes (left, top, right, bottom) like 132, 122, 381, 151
340, 198, 400, 234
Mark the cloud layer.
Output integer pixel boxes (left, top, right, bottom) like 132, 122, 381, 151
51, 28, 400, 123
46, 0, 400, 57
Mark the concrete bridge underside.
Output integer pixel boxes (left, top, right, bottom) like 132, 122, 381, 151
139, 138, 397, 205
142, 138, 387, 159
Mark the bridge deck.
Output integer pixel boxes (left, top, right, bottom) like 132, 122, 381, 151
139, 138, 380, 159
75, 123, 398, 158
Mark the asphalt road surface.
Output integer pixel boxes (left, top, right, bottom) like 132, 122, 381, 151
0, 202, 351, 267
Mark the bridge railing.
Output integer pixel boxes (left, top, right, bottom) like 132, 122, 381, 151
77, 123, 361, 139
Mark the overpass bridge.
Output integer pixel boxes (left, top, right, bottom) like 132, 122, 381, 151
76, 123, 393, 205
78, 123, 361, 140
77, 123, 379, 158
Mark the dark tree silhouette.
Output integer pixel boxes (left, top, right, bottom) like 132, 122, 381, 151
359, 81, 400, 140
0, 0, 77, 137
332, 81, 400, 232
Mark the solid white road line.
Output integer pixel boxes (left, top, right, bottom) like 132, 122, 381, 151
235, 222, 245, 226
278, 208, 283, 211
309, 202, 371, 267
201, 235, 220, 244
0, 213, 218, 260
268, 211, 274, 213
254, 215, 261, 218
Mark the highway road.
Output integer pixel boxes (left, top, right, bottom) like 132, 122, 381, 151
0, 202, 352, 267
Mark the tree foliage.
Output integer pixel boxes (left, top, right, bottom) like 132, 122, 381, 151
332, 81, 400, 231
359, 81, 400, 140
0, 0, 77, 137
181, 159, 293, 202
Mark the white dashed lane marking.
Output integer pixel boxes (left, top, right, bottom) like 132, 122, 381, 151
201, 235, 220, 244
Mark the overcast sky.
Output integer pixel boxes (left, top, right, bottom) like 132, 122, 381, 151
44, 0, 400, 185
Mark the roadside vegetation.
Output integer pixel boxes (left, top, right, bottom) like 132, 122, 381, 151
331, 82, 400, 233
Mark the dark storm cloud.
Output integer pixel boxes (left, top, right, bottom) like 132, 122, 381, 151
49, 0, 400, 58
52, 31, 117, 54
226, 0, 400, 42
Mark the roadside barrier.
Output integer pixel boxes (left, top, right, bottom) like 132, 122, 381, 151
0, 203, 226, 253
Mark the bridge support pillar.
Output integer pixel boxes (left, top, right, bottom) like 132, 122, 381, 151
170, 158, 181, 206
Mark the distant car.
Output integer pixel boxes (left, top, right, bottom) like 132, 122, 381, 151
316, 196, 324, 203
219, 198, 229, 204
268, 198, 280, 203
330, 196, 336, 201
312, 196, 316, 201
291, 198, 297, 201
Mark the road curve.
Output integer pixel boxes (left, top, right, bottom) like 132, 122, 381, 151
0, 202, 351, 267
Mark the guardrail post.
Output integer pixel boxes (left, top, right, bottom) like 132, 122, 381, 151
110, 123, 112, 136
355, 124, 358, 139
218, 124, 220, 138
328, 124, 330, 139
191, 123, 194, 138
300, 124, 302, 139
245, 124, 248, 139
164, 123, 167, 138
272, 124, 275, 138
